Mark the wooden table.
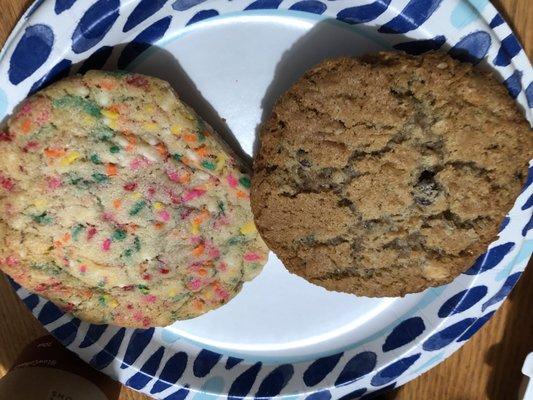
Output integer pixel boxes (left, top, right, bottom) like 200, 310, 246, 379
0, 1, 531, 398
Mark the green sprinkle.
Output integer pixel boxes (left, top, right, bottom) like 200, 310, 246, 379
98, 296, 107, 306
239, 176, 251, 188
122, 248, 133, 257
217, 201, 225, 213
172, 153, 182, 161
93, 126, 115, 141
109, 145, 120, 154
197, 131, 206, 141
129, 201, 146, 216
92, 173, 108, 183
137, 284, 149, 295
53, 96, 101, 117
32, 212, 52, 225
112, 229, 127, 241
227, 235, 246, 246
134, 236, 141, 251
201, 160, 216, 170
71, 224, 85, 241
90, 154, 102, 164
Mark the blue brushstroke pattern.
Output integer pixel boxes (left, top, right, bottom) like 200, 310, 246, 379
370, 354, 421, 386
379, 0, 443, 34
493, 34, 522, 66
124, 0, 167, 32
150, 351, 188, 394
37, 302, 63, 325
255, 364, 294, 398
306, 390, 333, 400
523, 214, 533, 237
29, 59, 71, 94
335, 352, 377, 386
423, 318, 475, 350
289, 0, 327, 15
71, 0, 120, 54
193, 349, 222, 377
393, 35, 445, 55
118, 16, 172, 68
89, 328, 125, 370
482, 272, 522, 311
55, 0, 76, 14
164, 387, 189, 400
337, 0, 391, 25
304, 352, 343, 387
186, 9, 218, 26
525, 82, 533, 108
489, 13, 504, 28
22, 294, 39, 311
464, 242, 515, 275
456, 311, 496, 342
503, 70, 523, 99
51, 319, 80, 346
383, 317, 425, 351
121, 328, 155, 369
80, 324, 108, 348
126, 346, 165, 390
225, 357, 243, 369
245, 0, 282, 10
438, 286, 488, 318
9, 24, 54, 84
173, 0, 206, 11
78, 46, 114, 74
448, 30, 491, 64
499, 216, 510, 233
228, 362, 262, 400
339, 388, 367, 400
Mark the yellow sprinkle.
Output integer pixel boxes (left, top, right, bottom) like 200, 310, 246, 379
191, 222, 199, 235
153, 202, 164, 210
216, 153, 227, 171
108, 120, 119, 130
240, 221, 257, 235
33, 198, 47, 210
167, 288, 178, 297
170, 125, 182, 136
60, 151, 81, 166
102, 109, 119, 120
144, 104, 155, 113
82, 115, 94, 125
129, 192, 143, 200
144, 122, 158, 132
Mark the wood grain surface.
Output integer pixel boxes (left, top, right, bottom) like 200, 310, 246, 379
0, 1, 531, 399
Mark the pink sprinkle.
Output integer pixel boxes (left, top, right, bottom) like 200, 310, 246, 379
182, 188, 206, 202
35, 283, 47, 292
166, 169, 180, 182
215, 287, 229, 300
158, 210, 170, 222
102, 212, 114, 222
102, 239, 111, 251
144, 294, 157, 303
87, 227, 97, 240
129, 158, 142, 170
6, 256, 18, 267
0, 176, 14, 191
217, 262, 227, 272
47, 176, 62, 190
187, 279, 202, 291
23, 140, 39, 152
227, 174, 238, 188
79, 265, 87, 273
208, 247, 220, 259
244, 252, 261, 262
147, 186, 156, 198
133, 311, 144, 321
20, 101, 32, 114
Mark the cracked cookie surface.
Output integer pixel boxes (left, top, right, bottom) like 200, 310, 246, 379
251, 51, 532, 297
0, 71, 268, 327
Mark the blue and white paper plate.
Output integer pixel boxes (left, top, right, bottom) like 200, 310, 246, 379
1, 0, 532, 398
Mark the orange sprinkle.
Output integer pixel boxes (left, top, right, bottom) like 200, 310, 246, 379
195, 146, 208, 157
53, 240, 62, 248
202, 130, 210, 137
153, 222, 164, 230
62, 233, 71, 243
44, 148, 66, 158
192, 244, 205, 257
109, 104, 121, 113
127, 224, 139, 233
198, 268, 208, 277
156, 143, 167, 156
100, 80, 116, 90
236, 190, 248, 199
179, 171, 191, 185
184, 134, 196, 143
112, 199, 122, 209
193, 299, 204, 310
21, 119, 32, 134
106, 163, 118, 176
193, 210, 209, 225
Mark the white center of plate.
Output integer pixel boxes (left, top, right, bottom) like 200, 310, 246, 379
129, 12, 429, 360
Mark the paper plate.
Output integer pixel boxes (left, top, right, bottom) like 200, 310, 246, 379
1, 0, 532, 398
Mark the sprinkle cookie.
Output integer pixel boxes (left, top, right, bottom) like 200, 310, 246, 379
0, 71, 268, 327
